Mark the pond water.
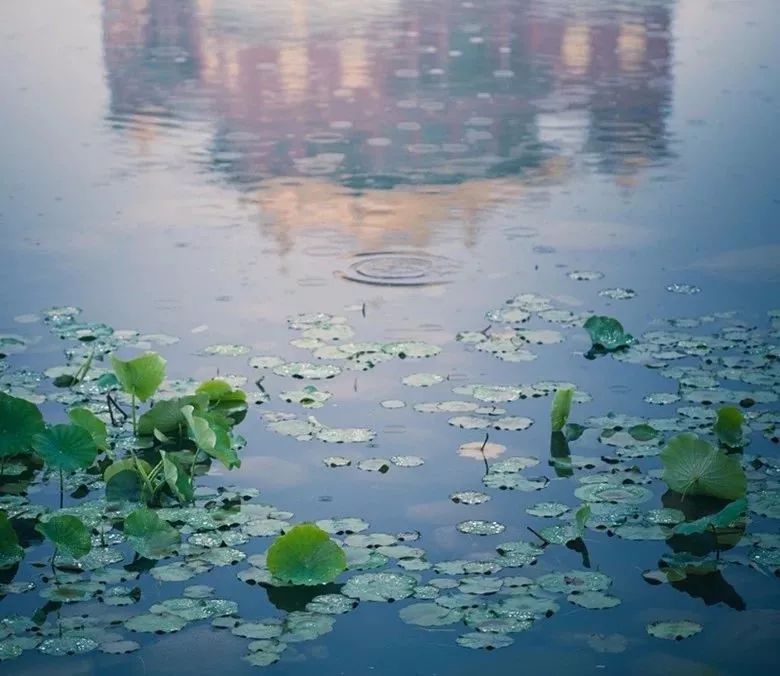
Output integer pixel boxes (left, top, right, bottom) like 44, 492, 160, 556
1, 0, 779, 674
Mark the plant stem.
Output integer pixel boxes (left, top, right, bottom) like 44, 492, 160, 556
59, 469, 64, 509
131, 393, 137, 436
50, 547, 58, 582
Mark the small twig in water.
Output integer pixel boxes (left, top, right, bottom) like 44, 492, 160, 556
527, 526, 550, 547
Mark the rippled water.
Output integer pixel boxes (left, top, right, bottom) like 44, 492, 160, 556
1, 0, 779, 674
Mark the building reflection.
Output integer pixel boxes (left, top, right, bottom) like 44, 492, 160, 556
102, 0, 675, 244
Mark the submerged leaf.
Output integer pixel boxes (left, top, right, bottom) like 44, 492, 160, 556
267, 523, 347, 586
660, 433, 746, 500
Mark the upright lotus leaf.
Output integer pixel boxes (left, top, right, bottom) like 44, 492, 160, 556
68, 408, 108, 452
160, 451, 193, 504
124, 507, 180, 559
714, 406, 744, 448
660, 433, 747, 500
196, 379, 248, 424
674, 498, 748, 536
181, 405, 240, 470
104, 458, 152, 502
575, 504, 592, 536
0, 511, 24, 568
583, 316, 634, 351
0, 391, 44, 458
267, 523, 347, 585
35, 514, 92, 559
550, 388, 574, 433
111, 352, 166, 402
138, 394, 208, 437
32, 424, 98, 471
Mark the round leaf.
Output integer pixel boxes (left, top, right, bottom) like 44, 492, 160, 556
32, 424, 97, 471
0, 392, 44, 458
35, 514, 92, 559
111, 352, 166, 402
267, 523, 347, 586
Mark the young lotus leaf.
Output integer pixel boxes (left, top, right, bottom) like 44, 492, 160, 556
583, 316, 634, 351
550, 388, 574, 432
196, 379, 248, 423
0, 511, 24, 568
138, 394, 207, 437
673, 498, 747, 536
35, 514, 92, 559
714, 406, 744, 447
181, 405, 240, 470
124, 507, 181, 559
0, 392, 44, 458
660, 433, 747, 500
32, 424, 97, 471
68, 408, 108, 452
111, 352, 166, 402
267, 523, 347, 586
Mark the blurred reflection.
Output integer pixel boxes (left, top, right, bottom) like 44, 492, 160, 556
102, 0, 675, 239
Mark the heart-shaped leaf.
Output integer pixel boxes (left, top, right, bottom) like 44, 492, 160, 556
660, 433, 746, 500
36, 514, 92, 559
32, 424, 98, 471
0, 392, 45, 458
267, 523, 347, 586
111, 352, 166, 402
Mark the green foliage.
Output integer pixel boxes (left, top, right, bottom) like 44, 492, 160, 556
583, 316, 634, 351
31, 424, 98, 472
575, 504, 591, 536
267, 523, 347, 585
660, 433, 747, 500
35, 514, 92, 559
0, 392, 45, 458
673, 498, 747, 536
124, 507, 180, 559
550, 388, 573, 432
68, 408, 108, 452
138, 394, 208, 437
111, 352, 166, 402
714, 406, 744, 448
181, 405, 240, 470
0, 511, 24, 568
196, 379, 248, 425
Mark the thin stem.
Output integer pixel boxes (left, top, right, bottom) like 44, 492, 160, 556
106, 393, 117, 426
50, 546, 59, 582
480, 433, 490, 476
527, 526, 550, 546
131, 393, 137, 436
59, 469, 64, 509
0, 457, 5, 477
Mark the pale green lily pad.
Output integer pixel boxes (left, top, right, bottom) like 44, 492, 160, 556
357, 458, 390, 473
459, 577, 503, 595
567, 591, 621, 609
323, 456, 351, 468
200, 344, 250, 357
249, 356, 285, 369
284, 612, 335, 642
537, 570, 612, 594
526, 502, 569, 518
457, 632, 514, 650
614, 523, 671, 541
381, 400, 406, 409
457, 520, 506, 535
451, 491, 490, 505
448, 416, 489, 429
483, 474, 548, 491
306, 594, 357, 615
232, 620, 283, 639
402, 373, 444, 387
493, 416, 534, 431
150, 598, 237, 621
390, 455, 424, 467
750, 490, 780, 518
99, 640, 140, 654
574, 483, 653, 504
36, 514, 92, 559
280, 387, 332, 408
399, 603, 463, 626
646, 619, 702, 640
568, 270, 604, 281
273, 362, 342, 379
316, 426, 374, 443
382, 342, 441, 359
496, 541, 544, 566
125, 613, 188, 634
599, 288, 636, 300
38, 637, 98, 656
342, 572, 416, 602
315, 517, 368, 536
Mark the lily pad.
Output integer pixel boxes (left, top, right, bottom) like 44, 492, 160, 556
267, 523, 347, 585
399, 603, 463, 626
124, 507, 181, 559
456, 632, 513, 650
342, 572, 416, 602
646, 619, 702, 641
35, 514, 91, 559
32, 424, 97, 471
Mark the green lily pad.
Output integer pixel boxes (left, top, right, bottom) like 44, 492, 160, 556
342, 572, 416, 602
38, 637, 98, 656
583, 316, 634, 351
567, 591, 621, 609
456, 632, 514, 650
457, 520, 506, 535
574, 483, 653, 504
0, 392, 44, 458
284, 611, 335, 642
402, 373, 444, 387
99, 640, 141, 654
267, 523, 347, 585
451, 491, 491, 505
125, 613, 188, 634
660, 433, 746, 499
537, 570, 612, 594
526, 502, 569, 518
646, 619, 702, 641
124, 507, 180, 559
111, 352, 166, 401
305, 594, 357, 615
32, 424, 97, 471
399, 603, 463, 626
35, 514, 91, 559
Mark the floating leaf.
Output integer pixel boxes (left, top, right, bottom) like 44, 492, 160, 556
0, 392, 44, 458
583, 316, 634, 351
673, 498, 747, 535
714, 406, 744, 448
124, 507, 180, 559
342, 572, 416, 602
550, 388, 573, 432
399, 603, 463, 627
32, 424, 97, 471
111, 352, 166, 401
35, 514, 91, 559
646, 619, 702, 641
567, 591, 621, 609
68, 408, 108, 452
457, 632, 513, 650
660, 433, 746, 500
267, 523, 347, 586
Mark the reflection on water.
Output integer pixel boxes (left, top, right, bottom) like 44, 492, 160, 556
103, 0, 674, 203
